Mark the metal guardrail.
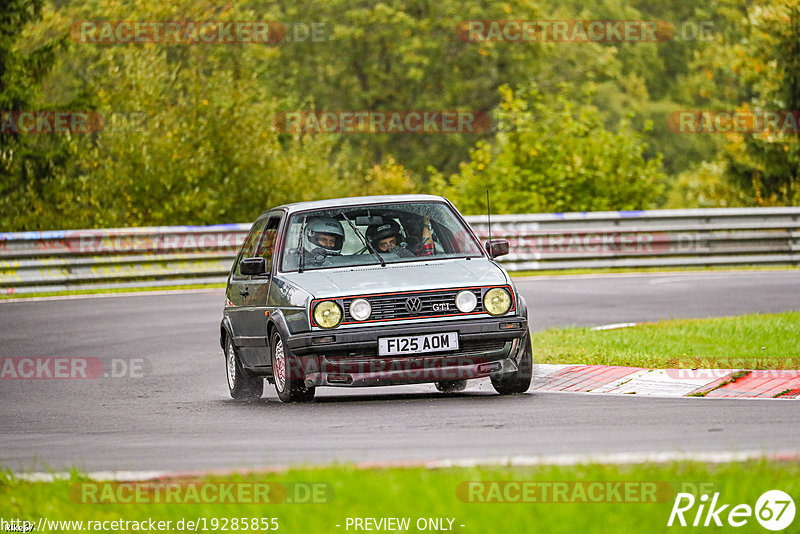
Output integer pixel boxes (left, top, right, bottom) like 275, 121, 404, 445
0, 225, 249, 295
1, 208, 798, 294
469, 207, 800, 271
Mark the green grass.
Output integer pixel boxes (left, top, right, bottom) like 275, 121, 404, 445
0, 283, 225, 300
2, 461, 798, 534
533, 311, 800, 369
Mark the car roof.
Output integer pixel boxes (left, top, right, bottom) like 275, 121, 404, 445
263, 194, 452, 217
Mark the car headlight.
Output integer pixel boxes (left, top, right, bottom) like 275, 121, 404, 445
349, 298, 372, 321
484, 288, 512, 316
455, 290, 478, 313
313, 300, 343, 328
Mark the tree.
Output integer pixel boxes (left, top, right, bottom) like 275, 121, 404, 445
0, 0, 75, 230
723, 3, 800, 205
431, 85, 666, 214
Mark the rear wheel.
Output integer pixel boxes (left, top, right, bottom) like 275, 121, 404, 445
491, 333, 533, 395
435, 380, 467, 393
271, 329, 315, 403
225, 335, 263, 399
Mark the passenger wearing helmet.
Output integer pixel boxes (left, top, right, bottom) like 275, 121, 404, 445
366, 218, 429, 258
304, 217, 345, 263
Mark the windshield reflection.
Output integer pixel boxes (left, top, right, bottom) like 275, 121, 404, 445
281, 202, 484, 272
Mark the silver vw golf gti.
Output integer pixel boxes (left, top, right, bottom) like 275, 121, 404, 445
220, 195, 531, 402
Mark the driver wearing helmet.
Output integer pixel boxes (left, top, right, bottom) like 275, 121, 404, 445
304, 217, 345, 264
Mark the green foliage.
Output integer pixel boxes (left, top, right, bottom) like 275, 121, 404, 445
682, 1, 800, 206
722, 4, 800, 205
255, 0, 553, 178
433, 85, 665, 214
1, 0, 797, 231
665, 160, 748, 208
0, 0, 75, 230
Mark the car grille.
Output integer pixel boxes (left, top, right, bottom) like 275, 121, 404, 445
322, 340, 510, 362
341, 288, 485, 323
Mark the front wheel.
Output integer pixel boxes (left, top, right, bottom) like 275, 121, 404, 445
225, 335, 263, 400
271, 330, 315, 403
491, 333, 533, 395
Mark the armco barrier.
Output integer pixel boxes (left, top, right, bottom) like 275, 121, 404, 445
1, 208, 798, 294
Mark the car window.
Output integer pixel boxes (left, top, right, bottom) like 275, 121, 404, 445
234, 217, 268, 278
254, 217, 281, 271
280, 201, 483, 272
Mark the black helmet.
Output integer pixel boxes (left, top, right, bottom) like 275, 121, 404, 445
305, 217, 344, 254
366, 219, 404, 248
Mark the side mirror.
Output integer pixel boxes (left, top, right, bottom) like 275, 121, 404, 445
485, 239, 509, 258
240, 257, 267, 276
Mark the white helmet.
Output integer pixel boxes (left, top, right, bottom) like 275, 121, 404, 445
305, 217, 344, 254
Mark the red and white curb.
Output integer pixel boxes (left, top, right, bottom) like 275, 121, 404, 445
532, 364, 800, 398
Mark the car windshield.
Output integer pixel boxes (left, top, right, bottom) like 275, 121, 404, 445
280, 201, 484, 272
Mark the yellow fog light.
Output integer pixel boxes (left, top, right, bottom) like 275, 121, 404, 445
314, 301, 342, 328
484, 288, 512, 316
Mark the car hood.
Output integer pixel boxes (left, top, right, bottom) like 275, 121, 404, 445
280, 259, 509, 299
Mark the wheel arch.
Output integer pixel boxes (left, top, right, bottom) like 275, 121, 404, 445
220, 316, 234, 350
266, 310, 293, 347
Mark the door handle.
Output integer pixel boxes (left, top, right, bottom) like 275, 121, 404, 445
239, 287, 249, 297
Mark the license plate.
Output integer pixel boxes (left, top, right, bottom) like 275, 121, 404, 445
378, 332, 459, 356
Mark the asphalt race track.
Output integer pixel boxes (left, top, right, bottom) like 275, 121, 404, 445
1, 270, 799, 473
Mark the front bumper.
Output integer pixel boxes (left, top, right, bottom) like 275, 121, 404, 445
289, 316, 526, 354
285, 316, 528, 388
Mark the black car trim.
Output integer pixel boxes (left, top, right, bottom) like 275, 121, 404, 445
234, 336, 268, 347
288, 315, 526, 356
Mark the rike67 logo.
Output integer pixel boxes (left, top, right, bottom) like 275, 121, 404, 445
668, 490, 795, 530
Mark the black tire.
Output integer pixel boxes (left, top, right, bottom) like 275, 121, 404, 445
491, 332, 533, 395
435, 380, 467, 393
224, 335, 263, 400
271, 329, 315, 403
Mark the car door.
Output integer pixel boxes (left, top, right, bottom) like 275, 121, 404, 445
226, 214, 281, 367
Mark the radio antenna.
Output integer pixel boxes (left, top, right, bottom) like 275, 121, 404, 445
486, 189, 494, 247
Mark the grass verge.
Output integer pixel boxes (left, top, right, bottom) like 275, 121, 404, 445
533, 311, 800, 369
1, 461, 797, 534
0, 283, 225, 300
509, 265, 799, 277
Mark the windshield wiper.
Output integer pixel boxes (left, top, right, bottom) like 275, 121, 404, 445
341, 212, 386, 267
298, 215, 307, 273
